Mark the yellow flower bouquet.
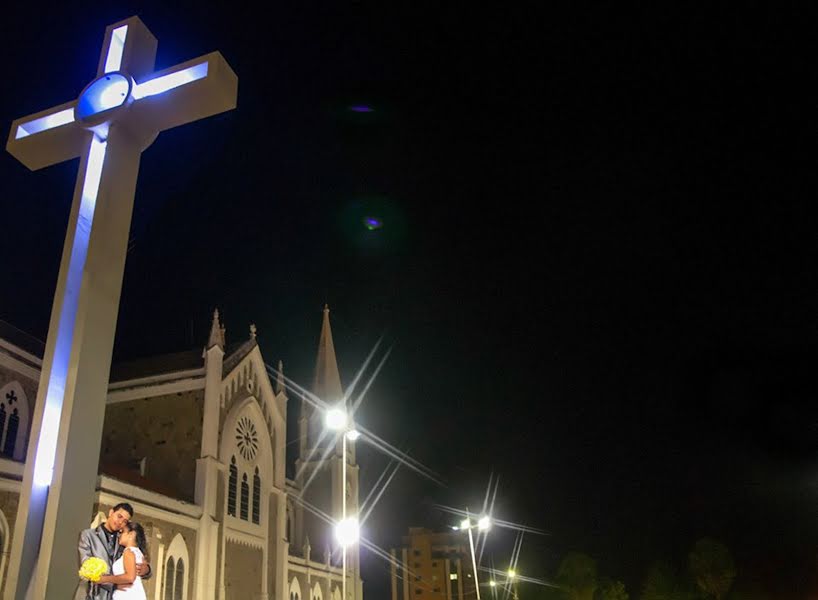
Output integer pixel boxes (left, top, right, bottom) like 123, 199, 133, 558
78, 557, 108, 583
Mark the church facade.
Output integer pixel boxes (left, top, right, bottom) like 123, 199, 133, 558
0, 307, 362, 600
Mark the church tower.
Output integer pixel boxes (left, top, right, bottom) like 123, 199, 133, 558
295, 306, 362, 600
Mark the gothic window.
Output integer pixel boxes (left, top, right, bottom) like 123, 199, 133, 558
290, 577, 303, 600
252, 467, 261, 524
174, 559, 185, 600
240, 473, 249, 520
164, 533, 189, 600
236, 416, 258, 461
0, 384, 28, 461
228, 457, 237, 517
164, 557, 175, 599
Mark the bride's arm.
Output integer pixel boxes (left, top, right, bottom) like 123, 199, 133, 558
98, 549, 137, 585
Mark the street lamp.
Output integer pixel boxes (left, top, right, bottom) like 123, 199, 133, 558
325, 405, 359, 600
335, 516, 360, 547
507, 569, 519, 600
325, 406, 348, 431
455, 514, 491, 600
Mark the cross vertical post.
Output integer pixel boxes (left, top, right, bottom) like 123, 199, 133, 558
4, 16, 237, 599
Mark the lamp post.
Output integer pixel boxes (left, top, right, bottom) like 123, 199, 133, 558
455, 514, 491, 600
507, 569, 519, 600
326, 406, 360, 600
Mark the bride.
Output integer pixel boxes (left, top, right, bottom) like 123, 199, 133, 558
97, 522, 148, 600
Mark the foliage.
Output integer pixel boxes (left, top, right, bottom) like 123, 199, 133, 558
688, 538, 736, 600
554, 552, 598, 600
596, 579, 629, 600
639, 561, 696, 600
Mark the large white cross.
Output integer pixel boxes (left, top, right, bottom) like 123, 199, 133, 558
4, 16, 237, 599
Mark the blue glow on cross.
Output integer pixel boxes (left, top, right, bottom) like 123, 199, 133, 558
7, 17, 232, 493
132, 62, 209, 99
33, 135, 107, 486
76, 74, 132, 121
104, 25, 128, 73
15, 109, 75, 139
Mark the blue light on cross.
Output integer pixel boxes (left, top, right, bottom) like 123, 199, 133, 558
4, 16, 237, 598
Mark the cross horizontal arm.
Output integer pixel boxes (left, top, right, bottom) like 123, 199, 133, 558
6, 101, 87, 171
128, 51, 237, 134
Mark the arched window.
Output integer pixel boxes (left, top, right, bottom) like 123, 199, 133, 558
0, 382, 30, 461
164, 557, 175, 599
252, 467, 261, 524
228, 456, 237, 517
174, 559, 184, 600
290, 576, 302, 600
0, 509, 9, 590
164, 533, 189, 600
240, 473, 249, 520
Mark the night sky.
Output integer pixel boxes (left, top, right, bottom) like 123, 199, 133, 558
1, 3, 817, 597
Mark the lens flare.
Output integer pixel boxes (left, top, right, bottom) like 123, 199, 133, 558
363, 216, 383, 230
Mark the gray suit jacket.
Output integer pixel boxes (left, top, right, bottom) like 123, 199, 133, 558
74, 526, 118, 600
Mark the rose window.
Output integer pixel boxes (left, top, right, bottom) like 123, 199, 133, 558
236, 416, 259, 461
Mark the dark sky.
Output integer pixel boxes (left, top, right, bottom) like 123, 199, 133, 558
2, 3, 817, 597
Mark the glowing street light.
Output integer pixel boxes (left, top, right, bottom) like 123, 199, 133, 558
458, 515, 491, 531
489, 581, 497, 587
323, 403, 360, 600
454, 511, 493, 600
325, 406, 348, 431
507, 569, 517, 579
335, 516, 361, 547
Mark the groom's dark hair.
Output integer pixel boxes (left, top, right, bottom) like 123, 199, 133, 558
113, 502, 134, 516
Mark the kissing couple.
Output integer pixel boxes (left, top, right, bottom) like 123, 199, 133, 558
75, 502, 152, 600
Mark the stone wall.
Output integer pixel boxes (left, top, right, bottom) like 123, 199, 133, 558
224, 540, 264, 599
100, 390, 204, 501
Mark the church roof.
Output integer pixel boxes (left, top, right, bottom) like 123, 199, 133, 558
0, 319, 45, 358
222, 338, 258, 376
109, 349, 204, 382
1, 317, 262, 384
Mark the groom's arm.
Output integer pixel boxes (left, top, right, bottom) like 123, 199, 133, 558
77, 530, 93, 563
137, 560, 152, 580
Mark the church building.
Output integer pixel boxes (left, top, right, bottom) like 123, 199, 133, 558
0, 306, 362, 600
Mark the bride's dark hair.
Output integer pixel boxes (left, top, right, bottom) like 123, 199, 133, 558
124, 522, 148, 558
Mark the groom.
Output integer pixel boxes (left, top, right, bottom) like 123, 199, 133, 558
75, 502, 151, 600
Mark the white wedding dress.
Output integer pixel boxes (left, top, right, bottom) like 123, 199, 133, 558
111, 547, 146, 600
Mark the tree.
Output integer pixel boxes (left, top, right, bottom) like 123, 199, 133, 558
554, 552, 598, 600
640, 561, 695, 600
596, 579, 629, 600
688, 538, 736, 600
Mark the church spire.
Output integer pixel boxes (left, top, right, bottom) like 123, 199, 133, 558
207, 308, 225, 350
276, 359, 286, 395
313, 304, 344, 404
